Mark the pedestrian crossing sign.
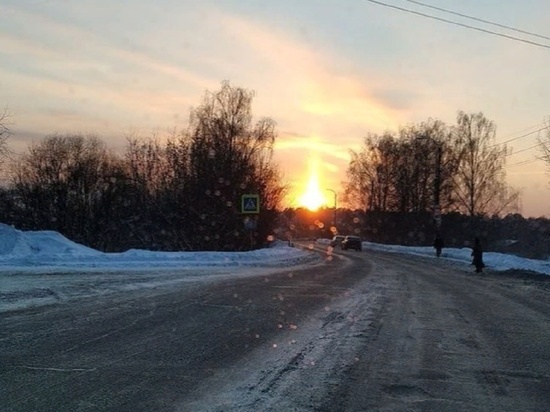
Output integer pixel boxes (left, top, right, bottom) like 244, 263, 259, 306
241, 194, 260, 214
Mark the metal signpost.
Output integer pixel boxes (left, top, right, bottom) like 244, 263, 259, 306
241, 194, 260, 249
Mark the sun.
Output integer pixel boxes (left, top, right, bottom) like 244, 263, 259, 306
298, 159, 327, 211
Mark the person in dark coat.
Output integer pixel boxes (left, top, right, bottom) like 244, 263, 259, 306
433, 234, 444, 257
471, 237, 485, 273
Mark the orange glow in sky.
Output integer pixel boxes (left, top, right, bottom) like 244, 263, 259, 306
298, 157, 328, 211
3, 4, 549, 217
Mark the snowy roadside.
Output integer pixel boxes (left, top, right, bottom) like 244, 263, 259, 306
3, 221, 550, 314
317, 238, 550, 276
0, 224, 319, 272
0, 224, 322, 312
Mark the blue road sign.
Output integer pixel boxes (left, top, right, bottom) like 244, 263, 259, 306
241, 194, 260, 214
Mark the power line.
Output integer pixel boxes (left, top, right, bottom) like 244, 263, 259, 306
500, 121, 547, 140
363, 0, 550, 50
403, 0, 550, 42
505, 158, 539, 169
491, 125, 550, 148
506, 142, 542, 158
503, 123, 550, 157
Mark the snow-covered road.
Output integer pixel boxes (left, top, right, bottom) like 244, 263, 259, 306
181, 251, 550, 411
2, 224, 550, 410
3, 222, 550, 316
3, 245, 550, 411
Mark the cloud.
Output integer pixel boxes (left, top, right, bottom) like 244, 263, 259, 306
0, 6, 214, 88
0, 4, 218, 137
218, 11, 405, 131
274, 132, 354, 162
211, 8, 411, 204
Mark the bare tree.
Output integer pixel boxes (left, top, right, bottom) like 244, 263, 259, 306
10, 133, 118, 244
345, 122, 456, 214
537, 117, 550, 177
187, 81, 285, 250
409, 120, 460, 214
121, 134, 195, 250
345, 132, 398, 212
0, 108, 12, 171
346, 114, 518, 218
344, 139, 374, 211
451, 111, 519, 217
395, 120, 456, 213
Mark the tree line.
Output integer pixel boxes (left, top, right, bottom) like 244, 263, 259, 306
0, 82, 286, 252
1, 84, 549, 253
279, 207, 550, 260
345, 112, 520, 218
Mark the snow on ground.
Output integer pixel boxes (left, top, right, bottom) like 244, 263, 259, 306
318, 238, 550, 275
0, 223, 316, 271
1, 223, 549, 313
0, 223, 321, 312
3, 225, 549, 409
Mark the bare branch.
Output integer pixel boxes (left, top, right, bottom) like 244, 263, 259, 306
0, 108, 13, 168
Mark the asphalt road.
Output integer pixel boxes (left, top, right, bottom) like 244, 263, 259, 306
326, 251, 550, 412
1, 247, 550, 411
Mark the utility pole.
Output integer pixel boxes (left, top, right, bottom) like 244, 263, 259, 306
326, 188, 337, 230
434, 143, 442, 234
418, 136, 442, 235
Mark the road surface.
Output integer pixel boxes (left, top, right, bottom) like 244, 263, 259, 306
2, 247, 550, 411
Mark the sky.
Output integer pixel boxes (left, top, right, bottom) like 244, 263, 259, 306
1, 0, 549, 216
2, 222, 550, 314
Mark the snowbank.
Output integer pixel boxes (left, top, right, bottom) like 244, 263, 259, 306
0, 224, 318, 271
2, 224, 550, 275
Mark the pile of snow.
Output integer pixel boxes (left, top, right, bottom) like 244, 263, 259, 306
2, 224, 550, 275
0, 223, 101, 258
0, 227, 321, 312
0, 224, 318, 271
0, 223, 33, 256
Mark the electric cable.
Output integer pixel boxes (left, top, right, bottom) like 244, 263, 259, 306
491, 125, 550, 148
403, 0, 550, 42
363, 0, 550, 50
505, 158, 542, 170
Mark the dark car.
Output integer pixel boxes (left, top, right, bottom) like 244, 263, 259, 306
330, 235, 345, 248
341, 235, 362, 251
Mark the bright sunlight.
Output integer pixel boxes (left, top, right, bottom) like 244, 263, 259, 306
298, 158, 327, 211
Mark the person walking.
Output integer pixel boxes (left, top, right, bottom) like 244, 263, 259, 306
433, 234, 444, 258
471, 237, 485, 273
